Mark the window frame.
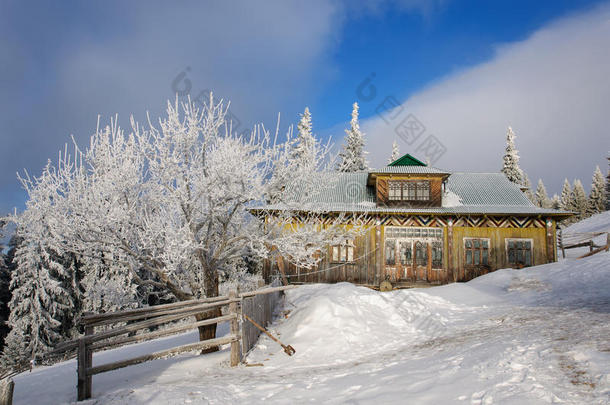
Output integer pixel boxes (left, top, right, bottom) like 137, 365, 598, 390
331, 239, 356, 263
387, 180, 431, 202
505, 238, 534, 267
463, 237, 490, 267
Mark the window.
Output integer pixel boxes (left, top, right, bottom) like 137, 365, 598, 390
465, 238, 489, 266
415, 241, 428, 266
331, 239, 355, 262
387, 180, 431, 202
431, 241, 443, 268
399, 241, 412, 265
385, 239, 396, 265
506, 239, 532, 267
389, 181, 401, 201
385, 227, 443, 239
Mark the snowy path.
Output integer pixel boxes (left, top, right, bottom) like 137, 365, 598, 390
13, 253, 610, 404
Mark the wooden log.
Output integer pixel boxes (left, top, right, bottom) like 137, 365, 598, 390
89, 314, 236, 351
238, 285, 296, 298
87, 335, 238, 376
84, 323, 93, 399
0, 378, 14, 405
229, 291, 240, 367
77, 338, 88, 401
577, 244, 610, 259
81, 295, 231, 327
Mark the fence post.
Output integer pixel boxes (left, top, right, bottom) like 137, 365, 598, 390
228, 291, 240, 367
77, 315, 93, 401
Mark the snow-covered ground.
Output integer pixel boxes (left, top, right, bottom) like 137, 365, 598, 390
12, 216, 610, 404
561, 211, 610, 259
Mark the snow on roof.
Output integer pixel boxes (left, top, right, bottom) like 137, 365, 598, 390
260, 171, 571, 216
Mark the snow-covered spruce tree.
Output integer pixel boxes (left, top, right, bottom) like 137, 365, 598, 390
388, 140, 400, 164
0, 220, 10, 350
1, 236, 73, 369
14, 96, 361, 346
337, 102, 368, 172
571, 179, 588, 220
290, 107, 317, 171
522, 174, 535, 204
586, 166, 606, 216
560, 179, 572, 211
535, 179, 550, 208
606, 156, 610, 211
501, 126, 524, 185
550, 194, 561, 210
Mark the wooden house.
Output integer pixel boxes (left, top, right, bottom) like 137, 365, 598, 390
258, 154, 572, 288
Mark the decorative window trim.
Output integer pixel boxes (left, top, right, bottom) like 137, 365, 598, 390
331, 239, 355, 263
505, 238, 534, 267
463, 237, 490, 266
387, 180, 431, 202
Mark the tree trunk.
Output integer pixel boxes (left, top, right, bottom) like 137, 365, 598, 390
196, 268, 221, 353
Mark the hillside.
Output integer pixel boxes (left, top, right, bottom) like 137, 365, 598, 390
11, 215, 610, 404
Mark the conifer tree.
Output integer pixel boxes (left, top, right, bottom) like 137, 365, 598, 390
606, 155, 610, 211
571, 179, 587, 220
501, 127, 524, 185
587, 166, 606, 215
550, 194, 561, 210
290, 107, 316, 171
560, 179, 572, 211
535, 179, 550, 208
388, 140, 400, 164
522, 174, 535, 204
1, 239, 74, 368
337, 102, 368, 172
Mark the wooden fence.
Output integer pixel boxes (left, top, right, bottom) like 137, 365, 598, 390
241, 284, 282, 355
37, 284, 295, 401
558, 229, 610, 258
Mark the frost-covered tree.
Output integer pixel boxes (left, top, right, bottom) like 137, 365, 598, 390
388, 140, 400, 164
337, 102, 368, 172
606, 156, 610, 211
1, 235, 74, 368
586, 166, 606, 215
12, 96, 361, 346
550, 194, 561, 210
571, 179, 588, 219
560, 179, 573, 211
522, 174, 535, 204
290, 107, 317, 171
501, 127, 524, 185
0, 221, 10, 350
535, 179, 550, 208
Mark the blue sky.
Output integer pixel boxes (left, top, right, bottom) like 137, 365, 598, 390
1, 0, 609, 219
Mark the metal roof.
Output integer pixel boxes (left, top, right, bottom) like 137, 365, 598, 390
368, 166, 450, 175
258, 171, 571, 216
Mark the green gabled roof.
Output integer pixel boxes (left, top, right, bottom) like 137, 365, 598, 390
388, 153, 427, 167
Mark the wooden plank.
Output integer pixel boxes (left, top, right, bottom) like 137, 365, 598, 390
229, 291, 240, 367
83, 300, 237, 346
77, 338, 87, 401
89, 314, 237, 351
87, 335, 238, 376
81, 295, 230, 325
51, 300, 237, 354
238, 285, 296, 298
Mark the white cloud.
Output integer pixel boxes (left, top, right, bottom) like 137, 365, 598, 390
361, 3, 610, 194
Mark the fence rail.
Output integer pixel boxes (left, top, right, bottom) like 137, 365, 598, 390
558, 229, 610, 258
12, 284, 296, 402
